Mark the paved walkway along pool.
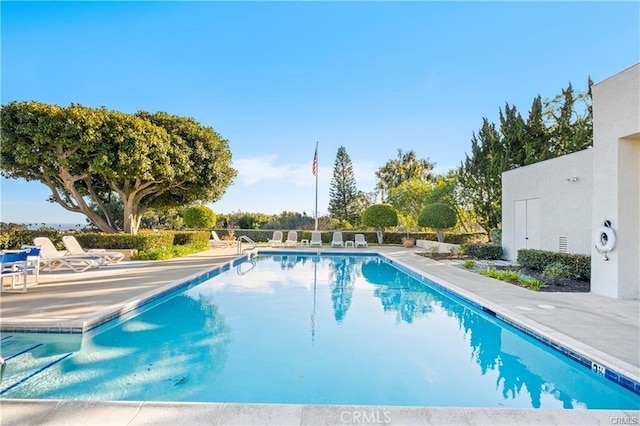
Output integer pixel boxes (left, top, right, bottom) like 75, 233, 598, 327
1, 246, 638, 425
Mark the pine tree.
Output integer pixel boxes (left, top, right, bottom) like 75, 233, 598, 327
328, 146, 358, 225
499, 103, 527, 169
523, 95, 551, 164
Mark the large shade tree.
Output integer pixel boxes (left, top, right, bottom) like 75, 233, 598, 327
375, 149, 435, 201
0, 101, 236, 234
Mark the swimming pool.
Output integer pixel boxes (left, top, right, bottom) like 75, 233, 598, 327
1, 253, 638, 409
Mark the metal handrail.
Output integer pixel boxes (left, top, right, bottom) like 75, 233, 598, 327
237, 259, 257, 275
236, 235, 256, 254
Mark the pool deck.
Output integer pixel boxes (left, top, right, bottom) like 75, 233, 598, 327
1, 245, 639, 425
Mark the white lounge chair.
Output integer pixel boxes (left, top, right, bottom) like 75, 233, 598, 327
354, 234, 368, 248
309, 231, 322, 247
285, 231, 298, 247
331, 232, 344, 248
33, 237, 100, 273
62, 235, 124, 265
210, 231, 235, 248
268, 231, 283, 247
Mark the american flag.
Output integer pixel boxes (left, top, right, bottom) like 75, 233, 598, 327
312, 145, 318, 176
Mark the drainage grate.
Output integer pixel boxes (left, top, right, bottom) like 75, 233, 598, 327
559, 236, 568, 253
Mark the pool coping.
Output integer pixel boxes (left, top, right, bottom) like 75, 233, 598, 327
0, 399, 638, 425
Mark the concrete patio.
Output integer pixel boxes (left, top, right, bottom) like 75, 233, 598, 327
1, 245, 638, 425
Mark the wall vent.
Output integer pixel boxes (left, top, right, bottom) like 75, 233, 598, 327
559, 236, 568, 253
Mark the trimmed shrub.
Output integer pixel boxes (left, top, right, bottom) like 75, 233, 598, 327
183, 205, 217, 229
74, 231, 174, 251
517, 249, 590, 281
461, 243, 503, 260
417, 203, 457, 230
361, 204, 398, 229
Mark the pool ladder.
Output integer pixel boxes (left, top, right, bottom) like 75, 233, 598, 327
236, 235, 256, 254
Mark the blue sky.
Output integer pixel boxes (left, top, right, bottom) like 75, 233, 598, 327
1, 1, 638, 225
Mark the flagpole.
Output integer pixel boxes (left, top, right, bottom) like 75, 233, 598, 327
314, 141, 319, 231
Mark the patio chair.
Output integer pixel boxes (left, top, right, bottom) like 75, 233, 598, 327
33, 237, 101, 273
309, 231, 322, 247
331, 232, 344, 248
267, 231, 283, 247
354, 234, 368, 248
1, 250, 29, 293
285, 231, 298, 247
19, 245, 42, 286
210, 231, 235, 248
62, 235, 124, 265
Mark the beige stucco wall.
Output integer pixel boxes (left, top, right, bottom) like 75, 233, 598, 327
591, 63, 640, 299
502, 149, 593, 261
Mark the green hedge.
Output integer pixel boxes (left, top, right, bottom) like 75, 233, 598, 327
517, 249, 590, 281
461, 244, 504, 260
172, 231, 210, 246
0, 226, 62, 250
73, 231, 175, 251
214, 229, 486, 245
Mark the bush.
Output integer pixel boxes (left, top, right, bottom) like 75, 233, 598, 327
417, 203, 457, 230
361, 204, 398, 229
0, 224, 62, 250
132, 242, 209, 260
518, 249, 590, 281
542, 261, 576, 279
461, 243, 503, 260
462, 260, 476, 269
183, 205, 217, 229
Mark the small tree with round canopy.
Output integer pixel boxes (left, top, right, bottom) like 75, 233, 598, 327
361, 204, 398, 244
183, 205, 217, 229
418, 203, 457, 243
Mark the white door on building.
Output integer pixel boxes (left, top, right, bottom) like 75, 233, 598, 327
514, 198, 541, 254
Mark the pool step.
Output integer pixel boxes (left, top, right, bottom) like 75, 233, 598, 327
0, 335, 74, 396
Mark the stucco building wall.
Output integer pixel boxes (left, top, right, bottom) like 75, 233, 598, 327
501, 63, 639, 300
590, 64, 640, 299
502, 150, 593, 261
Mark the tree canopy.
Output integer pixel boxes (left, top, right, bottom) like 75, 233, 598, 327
0, 101, 237, 234
458, 81, 593, 233
375, 149, 435, 201
362, 203, 398, 244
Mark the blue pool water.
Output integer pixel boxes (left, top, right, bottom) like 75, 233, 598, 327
1, 254, 639, 409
